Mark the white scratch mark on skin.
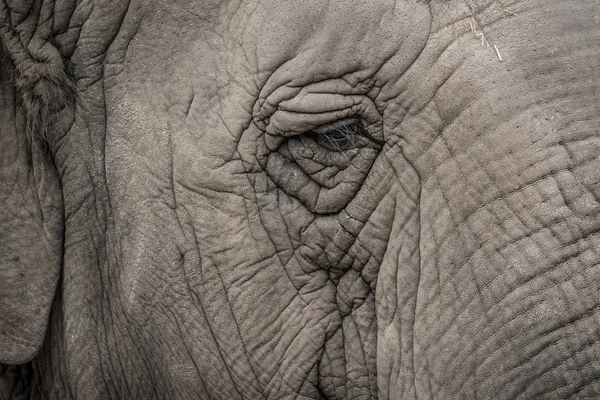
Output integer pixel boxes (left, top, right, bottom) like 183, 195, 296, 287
471, 17, 499, 59
473, 29, 487, 47
498, 8, 518, 16
494, 45, 503, 61
469, 19, 475, 33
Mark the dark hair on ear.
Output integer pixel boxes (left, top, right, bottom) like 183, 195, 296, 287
0, 44, 74, 192
17, 62, 75, 156
0, 7, 75, 162
1, 49, 75, 166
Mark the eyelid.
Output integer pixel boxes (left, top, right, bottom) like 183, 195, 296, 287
254, 90, 384, 142
311, 118, 361, 134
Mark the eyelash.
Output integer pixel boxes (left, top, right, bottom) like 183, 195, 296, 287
309, 122, 370, 152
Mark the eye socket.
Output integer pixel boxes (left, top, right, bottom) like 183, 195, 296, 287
263, 119, 383, 214
309, 121, 376, 152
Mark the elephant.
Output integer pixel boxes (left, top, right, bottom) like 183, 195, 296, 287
1, 0, 600, 398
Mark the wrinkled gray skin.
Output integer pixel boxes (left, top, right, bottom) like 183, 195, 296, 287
1, 0, 600, 398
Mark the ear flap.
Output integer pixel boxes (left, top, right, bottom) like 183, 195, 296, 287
0, 55, 64, 364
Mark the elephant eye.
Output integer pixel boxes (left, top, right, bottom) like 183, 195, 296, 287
310, 122, 369, 152
262, 118, 384, 214
309, 121, 380, 152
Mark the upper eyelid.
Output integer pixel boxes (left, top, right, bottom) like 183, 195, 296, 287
310, 118, 361, 134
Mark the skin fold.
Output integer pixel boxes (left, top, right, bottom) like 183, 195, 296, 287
1, 0, 599, 398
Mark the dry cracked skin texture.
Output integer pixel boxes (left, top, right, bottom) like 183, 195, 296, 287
1, 0, 600, 399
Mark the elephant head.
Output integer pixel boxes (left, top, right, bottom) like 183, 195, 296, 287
1, 0, 600, 398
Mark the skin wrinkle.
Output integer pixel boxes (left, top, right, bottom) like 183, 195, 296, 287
239, 153, 339, 398
453, 289, 571, 394
162, 125, 221, 398
501, 300, 600, 391
487, 236, 598, 333
429, 177, 597, 308
180, 255, 244, 399
406, 17, 592, 386
512, 332, 596, 397
424, 222, 596, 394
207, 249, 267, 397
418, 105, 590, 263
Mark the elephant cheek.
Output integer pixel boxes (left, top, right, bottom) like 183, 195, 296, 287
371, 148, 422, 399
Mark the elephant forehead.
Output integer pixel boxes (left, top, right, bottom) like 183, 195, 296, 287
237, 0, 432, 95
111, 0, 432, 93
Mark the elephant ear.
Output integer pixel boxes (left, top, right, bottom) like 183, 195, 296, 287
0, 41, 64, 364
